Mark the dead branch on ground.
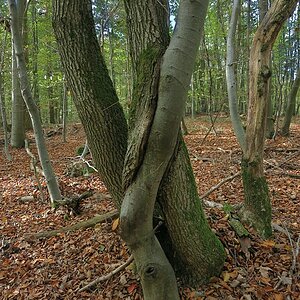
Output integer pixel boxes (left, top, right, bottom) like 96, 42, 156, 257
23, 209, 118, 240
78, 254, 133, 292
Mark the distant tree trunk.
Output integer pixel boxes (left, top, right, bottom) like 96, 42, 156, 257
0, 30, 11, 160
241, 0, 298, 238
226, 0, 246, 152
31, 0, 40, 107
281, 67, 300, 136
9, 0, 62, 206
11, 46, 25, 147
62, 79, 68, 142
52, 1, 225, 296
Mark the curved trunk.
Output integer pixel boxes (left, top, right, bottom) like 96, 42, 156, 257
281, 67, 300, 136
123, 0, 225, 288
242, 0, 298, 238
52, 0, 225, 294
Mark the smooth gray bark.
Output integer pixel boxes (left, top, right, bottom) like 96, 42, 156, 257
10, 0, 25, 148
120, 0, 210, 298
226, 0, 246, 152
282, 67, 300, 136
0, 30, 11, 160
9, 0, 62, 205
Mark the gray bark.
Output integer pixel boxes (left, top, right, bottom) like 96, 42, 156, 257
10, 0, 26, 148
8, 0, 62, 205
226, 0, 246, 152
120, 0, 210, 298
281, 67, 300, 136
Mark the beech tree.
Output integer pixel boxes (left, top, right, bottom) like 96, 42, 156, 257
8, 0, 62, 206
240, 0, 298, 238
52, 0, 225, 298
281, 67, 300, 136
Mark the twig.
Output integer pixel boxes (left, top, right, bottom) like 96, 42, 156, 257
78, 254, 134, 292
200, 172, 240, 200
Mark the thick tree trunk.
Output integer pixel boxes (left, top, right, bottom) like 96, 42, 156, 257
123, 0, 225, 288
52, 0, 128, 207
52, 1, 225, 295
9, 0, 62, 206
281, 67, 300, 136
241, 0, 298, 238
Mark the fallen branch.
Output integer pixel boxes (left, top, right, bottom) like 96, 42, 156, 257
23, 209, 118, 240
200, 172, 240, 200
78, 254, 134, 292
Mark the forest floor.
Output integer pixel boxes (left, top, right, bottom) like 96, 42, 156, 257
0, 117, 299, 300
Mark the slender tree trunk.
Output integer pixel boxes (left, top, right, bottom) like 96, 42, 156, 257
226, 0, 245, 152
8, 0, 62, 206
62, 79, 68, 142
281, 67, 300, 136
0, 30, 11, 160
241, 0, 298, 238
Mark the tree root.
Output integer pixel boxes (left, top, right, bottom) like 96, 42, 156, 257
78, 255, 134, 292
23, 209, 118, 241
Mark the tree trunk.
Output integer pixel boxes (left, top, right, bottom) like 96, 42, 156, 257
10, 0, 26, 148
281, 67, 300, 136
8, 0, 62, 206
241, 0, 298, 238
52, 1, 225, 296
0, 30, 11, 160
123, 0, 225, 288
226, 0, 246, 152
52, 0, 128, 207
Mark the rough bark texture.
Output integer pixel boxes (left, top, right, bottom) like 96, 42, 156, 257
242, 0, 298, 238
52, 0, 225, 295
9, 0, 62, 205
52, 0, 128, 207
282, 67, 300, 136
123, 0, 225, 288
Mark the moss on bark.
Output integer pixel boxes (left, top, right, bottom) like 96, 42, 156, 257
240, 158, 272, 238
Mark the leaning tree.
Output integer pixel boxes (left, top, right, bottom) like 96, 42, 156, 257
52, 0, 225, 298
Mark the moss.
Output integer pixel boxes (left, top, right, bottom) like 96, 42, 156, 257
129, 45, 162, 130
241, 158, 272, 238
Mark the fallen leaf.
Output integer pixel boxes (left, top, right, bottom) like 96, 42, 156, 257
112, 218, 119, 231
128, 283, 138, 293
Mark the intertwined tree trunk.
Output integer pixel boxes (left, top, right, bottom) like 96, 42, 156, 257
241, 0, 299, 238
52, 0, 225, 297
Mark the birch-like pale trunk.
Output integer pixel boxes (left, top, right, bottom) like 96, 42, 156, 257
8, 0, 62, 205
226, 0, 246, 152
120, 1, 210, 298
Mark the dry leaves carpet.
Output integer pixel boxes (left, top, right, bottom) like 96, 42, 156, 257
0, 117, 299, 299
